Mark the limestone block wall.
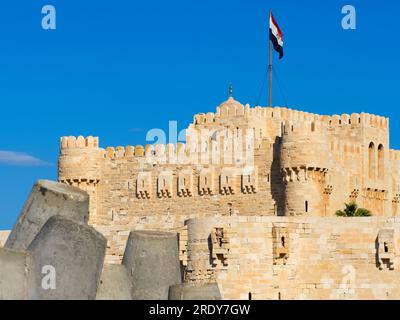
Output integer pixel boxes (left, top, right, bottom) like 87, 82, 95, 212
185, 216, 400, 300
389, 150, 400, 216
57, 101, 400, 265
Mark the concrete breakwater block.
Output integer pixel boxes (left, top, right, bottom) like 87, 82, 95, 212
96, 264, 133, 300
0, 248, 33, 300
169, 283, 222, 300
122, 231, 182, 300
6, 180, 89, 251
27, 216, 106, 300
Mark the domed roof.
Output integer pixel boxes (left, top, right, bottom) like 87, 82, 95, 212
217, 96, 244, 110
217, 82, 245, 113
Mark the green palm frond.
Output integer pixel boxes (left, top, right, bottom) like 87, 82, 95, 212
335, 202, 372, 217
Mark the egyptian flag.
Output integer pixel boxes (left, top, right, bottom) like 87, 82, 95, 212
269, 12, 284, 59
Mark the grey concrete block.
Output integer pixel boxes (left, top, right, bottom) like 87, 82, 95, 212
96, 264, 132, 300
122, 231, 182, 300
0, 248, 33, 300
6, 180, 89, 251
169, 283, 222, 300
27, 215, 106, 300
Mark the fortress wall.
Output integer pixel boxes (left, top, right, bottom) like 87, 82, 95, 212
326, 139, 364, 216
186, 216, 400, 300
359, 124, 391, 216
90, 147, 276, 262
94, 215, 191, 265
57, 105, 399, 267
390, 150, 400, 216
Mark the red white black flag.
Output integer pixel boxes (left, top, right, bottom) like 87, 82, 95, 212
269, 12, 283, 59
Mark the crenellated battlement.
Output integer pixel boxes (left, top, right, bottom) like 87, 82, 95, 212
103, 143, 187, 163
60, 136, 99, 150
193, 99, 389, 134
58, 93, 399, 223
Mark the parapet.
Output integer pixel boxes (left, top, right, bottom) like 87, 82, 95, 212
60, 136, 99, 150
59, 136, 103, 183
103, 143, 188, 165
194, 98, 390, 132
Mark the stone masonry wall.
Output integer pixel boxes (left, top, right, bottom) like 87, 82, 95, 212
58, 99, 400, 265
185, 216, 400, 300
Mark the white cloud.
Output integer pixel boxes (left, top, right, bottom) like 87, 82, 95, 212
0, 151, 51, 167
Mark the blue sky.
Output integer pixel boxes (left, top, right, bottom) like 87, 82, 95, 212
0, 0, 399, 229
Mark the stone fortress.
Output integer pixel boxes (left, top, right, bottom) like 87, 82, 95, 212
52, 89, 400, 300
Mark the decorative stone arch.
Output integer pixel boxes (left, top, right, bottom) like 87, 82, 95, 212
378, 144, 385, 180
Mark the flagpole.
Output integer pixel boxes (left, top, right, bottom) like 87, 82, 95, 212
268, 11, 273, 108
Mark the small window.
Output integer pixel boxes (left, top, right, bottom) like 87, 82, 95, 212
248, 292, 252, 300
305, 201, 309, 213
281, 236, 285, 248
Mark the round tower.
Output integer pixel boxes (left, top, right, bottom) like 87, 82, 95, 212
280, 121, 332, 216
58, 136, 104, 223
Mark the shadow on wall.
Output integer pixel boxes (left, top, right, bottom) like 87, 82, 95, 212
271, 136, 285, 216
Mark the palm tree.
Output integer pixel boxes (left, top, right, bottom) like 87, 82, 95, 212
336, 202, 372, 217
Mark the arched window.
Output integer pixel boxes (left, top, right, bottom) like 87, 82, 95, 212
378, 144, 384, 180
369, 142, 376, 180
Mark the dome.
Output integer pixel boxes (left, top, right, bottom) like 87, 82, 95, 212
216, 83, 246, 116
217, 96, 244, 110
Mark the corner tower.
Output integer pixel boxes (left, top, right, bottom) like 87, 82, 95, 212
58, 136, 104, 223
280, 121, 332, 216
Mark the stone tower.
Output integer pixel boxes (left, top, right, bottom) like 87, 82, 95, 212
58, 136, 103, 223
280, 120, 332, 216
